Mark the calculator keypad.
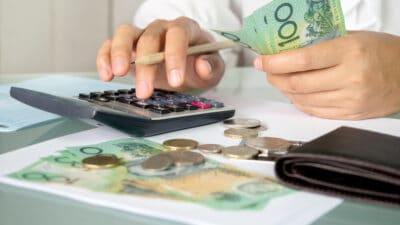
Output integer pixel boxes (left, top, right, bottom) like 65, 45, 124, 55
78, 89, 225, 116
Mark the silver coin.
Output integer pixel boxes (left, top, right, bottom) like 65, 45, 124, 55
223, 118, 261, 129
224, 128, 259, 139
165, 150, 205, 167
141, 153, 174, 171
248, 125, 268, 132
198, 144, 224, 153
221, 146, 259, 160
244, 137, 291, 153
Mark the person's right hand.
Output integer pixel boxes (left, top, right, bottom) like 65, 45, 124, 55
96, 17, 225, 99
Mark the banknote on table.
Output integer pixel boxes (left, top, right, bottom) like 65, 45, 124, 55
7, 138, 292, 210
213, 0, 346, 54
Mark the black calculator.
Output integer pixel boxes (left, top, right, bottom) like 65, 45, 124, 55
10, 87, 235, 137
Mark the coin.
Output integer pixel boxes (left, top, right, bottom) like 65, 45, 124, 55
141, 154, 174, 171
198, 144, 223, 153
244, 137, 292, 154
82, 155, 120, 169
163, 139, 198, 151
221, 146, 259, 160
165, 150, 205, 167
224, 128, 258, 139
223, 118, 261, 129
248, 125, 268, 132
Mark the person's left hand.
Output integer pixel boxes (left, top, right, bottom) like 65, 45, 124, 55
254, 31, 400, 120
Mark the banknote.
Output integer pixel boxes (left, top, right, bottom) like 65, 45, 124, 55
213, 0, 347, 54
8, 138, 292, 210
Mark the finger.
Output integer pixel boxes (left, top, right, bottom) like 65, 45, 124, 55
260, 37, 346, 74
97, 40, 113, 82
284, 89, 348, 108
135, 20, 168, 98
293, 103, 365, 120
164, 17, 207, 88
111, 24, 142, 76
266, 66, 346, 94
185, 54, 225, 89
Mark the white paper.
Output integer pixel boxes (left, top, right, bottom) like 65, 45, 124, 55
0, 126, 342, 225
2, 92, 400, 225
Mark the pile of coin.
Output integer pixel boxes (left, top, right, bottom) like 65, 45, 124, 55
141, 138, 205, 172
215, 118, 302, 161
223, 118, 267, 139
202, 137, 302, 161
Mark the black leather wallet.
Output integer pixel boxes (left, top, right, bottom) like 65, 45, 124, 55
275, 126, 400, 207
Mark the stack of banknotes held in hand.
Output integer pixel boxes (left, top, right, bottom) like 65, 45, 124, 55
214, 0, 346, 54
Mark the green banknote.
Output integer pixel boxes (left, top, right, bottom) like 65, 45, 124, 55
214, 0, 346, 54
8, 138, 292, 210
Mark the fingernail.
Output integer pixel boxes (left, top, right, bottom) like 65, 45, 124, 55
169, 69, 183, 87
202, 56, 213, 80
254, 57, 263, 71
100, 68, 110, 81
136, 81, 150, 98
112, 57, 127, 75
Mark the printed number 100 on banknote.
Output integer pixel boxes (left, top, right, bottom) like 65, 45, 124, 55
213, 0, 347, 54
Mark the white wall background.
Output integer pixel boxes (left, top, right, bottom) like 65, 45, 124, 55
0, 0, 399, 75
0, 0, 143, 74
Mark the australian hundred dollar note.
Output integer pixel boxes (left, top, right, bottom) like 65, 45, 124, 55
213, 0, 347, 54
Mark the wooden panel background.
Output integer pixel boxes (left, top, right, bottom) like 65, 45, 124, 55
0, 0, 143, 74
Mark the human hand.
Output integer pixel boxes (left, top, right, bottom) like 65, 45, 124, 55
97, 17, 225, 99
254, 31, 400, 120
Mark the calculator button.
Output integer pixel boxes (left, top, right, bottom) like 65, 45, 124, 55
118, 89, 133, 94
144, 99, 164, 107
178, 103, 198, 111
104, 90, 118, 96
89, 92, 103, 99
79, 93, 89, 100
191, 101, 212, 109
166, 104, 185, 112
133, 100, 152, 109
117, 97, 134, 104
95, 96, 110, 102
149, 106, 170, 114
106, 95, 119, 101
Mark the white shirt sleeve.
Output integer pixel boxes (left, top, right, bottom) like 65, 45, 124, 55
133, 0, 242, 67
341, 0, 382, 31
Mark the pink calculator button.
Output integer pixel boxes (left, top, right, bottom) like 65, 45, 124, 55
191, 101, 211, 109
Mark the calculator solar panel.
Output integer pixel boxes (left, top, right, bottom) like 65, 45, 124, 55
10, 87, 235, 137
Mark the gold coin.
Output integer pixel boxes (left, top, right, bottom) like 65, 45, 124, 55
223, 118, 261, 129
141, 153, 174, 171
82, 155, 120, 169
221, 146, 259, 160
165, 150, 205, 167
198, 144, 224, 153
163, 139, 198, 151
244, 137, 291, 153
224, 128, 259, 139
